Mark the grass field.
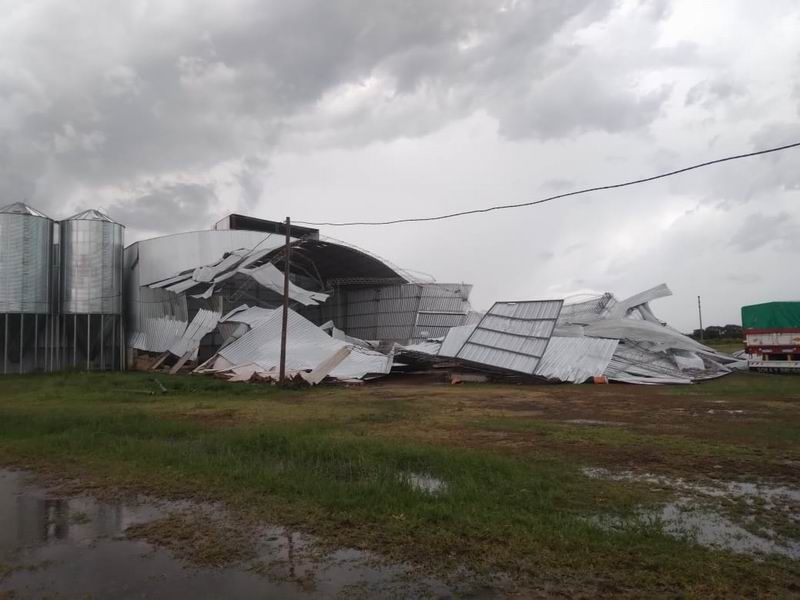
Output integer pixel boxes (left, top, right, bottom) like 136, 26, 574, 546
1, 371, 799, 597
697, 338, 745, 354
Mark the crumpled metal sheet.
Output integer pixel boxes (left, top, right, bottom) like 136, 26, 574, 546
127, 288, 190, 352
168, 308, 222, 358
552, 283, 742, 384
220, 306, 277, 328
132, 317, 188, 353
216, 308, 392, 380
148, 246, 329, 307
238, 262, 329, 306
394, 283, 739, 385
582, 319, 706, 353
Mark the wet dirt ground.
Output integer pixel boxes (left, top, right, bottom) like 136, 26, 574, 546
0, 469, 497, 599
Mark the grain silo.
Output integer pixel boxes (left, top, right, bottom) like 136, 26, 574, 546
60, 209, 124, 370
0, 202, 55, 374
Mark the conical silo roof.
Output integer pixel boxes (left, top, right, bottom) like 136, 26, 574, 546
64, 208, 123, 225
0, 202, 50, 218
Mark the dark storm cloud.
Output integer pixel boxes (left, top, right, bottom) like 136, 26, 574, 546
1, 0, 679, 220
104, 182, 218, 233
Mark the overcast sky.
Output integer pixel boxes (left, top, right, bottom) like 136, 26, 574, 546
2, 0, 799, 330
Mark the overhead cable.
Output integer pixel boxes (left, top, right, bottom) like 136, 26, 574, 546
294, 140, 800, 227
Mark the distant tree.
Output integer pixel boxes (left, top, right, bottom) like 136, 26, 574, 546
723, 324, 743, 338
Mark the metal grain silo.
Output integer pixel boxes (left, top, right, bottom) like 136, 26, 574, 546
60, 209, 124, 370
0, 202, 55, 373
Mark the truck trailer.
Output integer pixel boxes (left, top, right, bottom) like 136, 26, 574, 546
741, 301, 800, 373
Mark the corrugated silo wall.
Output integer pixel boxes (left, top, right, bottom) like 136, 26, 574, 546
0, 210, 55, 373
59, 215, 125, 371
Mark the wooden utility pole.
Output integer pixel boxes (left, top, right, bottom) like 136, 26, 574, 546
279, 217, 291, 384
697, 295, 704, 340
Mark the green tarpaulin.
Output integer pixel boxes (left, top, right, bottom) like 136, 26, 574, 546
741, 302, 800, 330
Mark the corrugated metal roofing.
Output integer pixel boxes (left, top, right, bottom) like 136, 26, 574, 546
439, 324, 477, 357
456, 300, 563, 375
239, 263, 329, 306
131, 317, 188, 352
168, 308, 221, 357
220, 306, 277, 327
218, 308, 390, 379
533, 336, 619, 383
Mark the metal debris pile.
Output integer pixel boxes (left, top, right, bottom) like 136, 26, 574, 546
395, 284, 744, 384
195, 306, 392, 383
134, 240, 741, 385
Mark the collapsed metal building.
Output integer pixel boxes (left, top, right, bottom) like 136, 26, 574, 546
124, 214, 474, 375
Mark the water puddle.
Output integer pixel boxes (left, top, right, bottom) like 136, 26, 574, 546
583, 467, 800, 560
582, 467, 800, 507
0, 469, 496, 599
592, 500, 800, 560
401, 472, 448, 495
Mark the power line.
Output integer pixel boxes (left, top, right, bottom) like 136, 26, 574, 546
294, 140, 800, 227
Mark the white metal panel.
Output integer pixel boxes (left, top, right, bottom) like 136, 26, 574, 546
533, 336, 619, 383
439, 324, 477, 357
218, 308, 390, 379
455, 300, 563, 375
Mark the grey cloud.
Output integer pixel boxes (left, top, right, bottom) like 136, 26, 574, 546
725, 272, 763, 284
104, 182, 218, 234
685, 80, 747, 108
496, 73, 671, 139
730, 212, 800, 252
236, 156, 271, 208
1, 0, 616, 213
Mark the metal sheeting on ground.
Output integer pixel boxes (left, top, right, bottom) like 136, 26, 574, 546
212, 308, 392, 381
456, 300, 562, 375
393, 283, 741, 385
556, 283, 743, 384
533, 336, 619, 383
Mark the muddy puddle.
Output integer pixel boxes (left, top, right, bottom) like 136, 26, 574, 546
0, 469, 500, 599
583, 467, 800, 560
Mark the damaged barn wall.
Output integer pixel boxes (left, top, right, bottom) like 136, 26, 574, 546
124, 229, 284, 356
300, 283, 472, 349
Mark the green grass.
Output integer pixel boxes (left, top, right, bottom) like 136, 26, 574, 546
699, 338, 745, 354
668, 372, 800, 398
470, 415, 768, 459
0, 372, 798, 596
